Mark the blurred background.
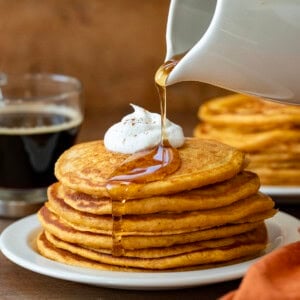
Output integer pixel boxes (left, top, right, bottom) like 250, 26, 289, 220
0, 0, 229, 141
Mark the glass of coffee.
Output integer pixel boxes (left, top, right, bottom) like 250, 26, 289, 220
0, 73, 83, 217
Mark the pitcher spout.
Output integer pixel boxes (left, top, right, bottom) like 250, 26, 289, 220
165, 0, 300, 103
165, 0, 218, 86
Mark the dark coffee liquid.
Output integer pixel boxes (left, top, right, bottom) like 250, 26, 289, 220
107, 55, 184, 256
0, 108, 81, 189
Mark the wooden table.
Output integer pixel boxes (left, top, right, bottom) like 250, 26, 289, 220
1, 113, 300, 300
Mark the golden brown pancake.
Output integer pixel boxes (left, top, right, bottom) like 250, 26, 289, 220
263, 142, 300, 154
37, 224, 267, 270
45, 190, 275, 235
248, 160, 300, 169
36, 232, 134, 271
263, 143, 300, 154
199, 93, 300, 129
195, 94, 300, 186
249, 167, 300, 185
54, 138, 246, 199
38, 205, 267, 250
55, 171, 260, 215
44, 229, 262, 259
37, 133, 276, 271
247, 152, 300, 163
194, 123, 300, 152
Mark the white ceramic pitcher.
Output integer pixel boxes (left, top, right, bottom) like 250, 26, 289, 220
165, 0, 300, 104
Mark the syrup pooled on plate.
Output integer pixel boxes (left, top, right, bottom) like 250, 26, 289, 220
107, 54, 184, 256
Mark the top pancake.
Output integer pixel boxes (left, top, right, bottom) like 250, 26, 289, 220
199, 94, 300, 129
55, 138, 245, 198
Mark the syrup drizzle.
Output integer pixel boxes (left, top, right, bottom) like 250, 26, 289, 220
155, 54, 183, 145
107, 54, 184, 257
108, 144, 181, 184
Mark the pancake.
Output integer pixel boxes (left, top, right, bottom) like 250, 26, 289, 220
249, 167, 300, 185
194, 123, 300, 152
38, 205, 267, 250
36, 231, 134, 272
263, 143, 300, 154
247, 152, 300, 163
44, 228, 263, 259
37, 224, 267, 270
57, 171, 260, 215
55, 138, 246, 199
45, 189, 275, 235
199, 93, 300, 129
248, 160, 300, 169
194, 122, 300, 184
37, 132, 276, 271
195, 94, 300, 185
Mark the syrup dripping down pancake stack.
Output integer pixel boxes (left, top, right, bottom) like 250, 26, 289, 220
194, 94, 300, 186
36, 137, 276, 271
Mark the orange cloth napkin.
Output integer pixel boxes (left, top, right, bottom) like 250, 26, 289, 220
221, 241, 300, 300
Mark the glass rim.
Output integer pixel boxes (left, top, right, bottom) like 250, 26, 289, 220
0, 72, 82, 103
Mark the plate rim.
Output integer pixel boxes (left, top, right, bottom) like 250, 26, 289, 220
260, 185, 300, 196
0, 212, 299, 290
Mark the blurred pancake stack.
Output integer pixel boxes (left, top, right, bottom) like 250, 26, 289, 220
194, 94, 300, 186
36, 138, 276, 271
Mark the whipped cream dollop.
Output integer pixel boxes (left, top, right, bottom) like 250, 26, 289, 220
104, 104, 184, 154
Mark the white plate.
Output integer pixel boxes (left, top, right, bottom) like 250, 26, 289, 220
0, 212, 299, 290
260, 186, 300, 204
260, 186, 300, 196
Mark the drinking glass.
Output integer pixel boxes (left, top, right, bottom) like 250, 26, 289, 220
0, 73, 83, 217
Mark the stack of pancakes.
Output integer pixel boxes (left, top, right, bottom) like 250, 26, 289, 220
37, 138, 276, 271
194, 94, 300, 186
